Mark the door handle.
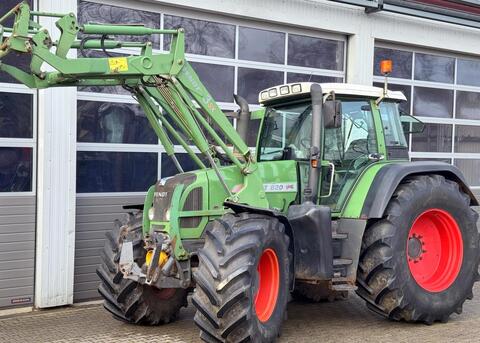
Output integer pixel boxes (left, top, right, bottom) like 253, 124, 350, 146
320, 162, 335, 198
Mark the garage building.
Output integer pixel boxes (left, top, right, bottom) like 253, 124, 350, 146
1, 0, 480, 309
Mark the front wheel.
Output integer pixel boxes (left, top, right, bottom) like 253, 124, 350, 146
193, 213, 290, 342
356, 175, 480, 324
97, 212, 188, 325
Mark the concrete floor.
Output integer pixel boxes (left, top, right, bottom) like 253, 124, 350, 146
1, 284, 479, 343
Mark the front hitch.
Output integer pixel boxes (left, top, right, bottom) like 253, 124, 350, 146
118, 240, 146, 282
118, 230, 192, 289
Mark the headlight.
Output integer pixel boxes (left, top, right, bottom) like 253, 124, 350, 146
165, 208, 171, 221
148, 207, 155, 220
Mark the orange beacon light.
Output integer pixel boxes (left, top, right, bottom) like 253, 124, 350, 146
380, 59, 393, 75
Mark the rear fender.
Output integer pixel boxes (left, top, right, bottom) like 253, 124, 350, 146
361, 161, 478, 219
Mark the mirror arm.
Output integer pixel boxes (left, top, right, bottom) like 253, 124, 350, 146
322, 90, 335, 103
376, 72, 390, 105
375, 94, 385, 106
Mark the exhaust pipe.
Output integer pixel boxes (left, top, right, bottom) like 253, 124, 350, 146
304, 84, 323, 203
233, 94, 250, 143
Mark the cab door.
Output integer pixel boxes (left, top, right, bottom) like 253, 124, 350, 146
256, 102, 322, 207
319, 99, 379, 212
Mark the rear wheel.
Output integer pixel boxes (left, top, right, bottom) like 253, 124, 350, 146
356, 175, 480, 324
97, 211, 188, 325
193, 213, 290, 342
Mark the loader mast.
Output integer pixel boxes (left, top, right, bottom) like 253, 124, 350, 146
0, 2, 265, 204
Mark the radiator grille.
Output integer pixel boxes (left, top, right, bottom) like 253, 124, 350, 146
180, 187, 203, 228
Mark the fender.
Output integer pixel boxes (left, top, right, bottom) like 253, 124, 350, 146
361, 161, 479, 219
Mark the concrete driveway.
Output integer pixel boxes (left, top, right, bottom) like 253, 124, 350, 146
1, 283, 479, 343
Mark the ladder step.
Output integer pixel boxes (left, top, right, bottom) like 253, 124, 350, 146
333, 258, 352, 266
332, 232, 347, 240
332, 276, 351, 283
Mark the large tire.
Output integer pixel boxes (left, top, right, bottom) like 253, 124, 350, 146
97, 211, 188, 325
356, 175, 480, 324
292, 283, 348, 302
192, 213, 290, 343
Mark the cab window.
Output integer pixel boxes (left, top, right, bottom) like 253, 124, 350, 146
258, 103, 313, 161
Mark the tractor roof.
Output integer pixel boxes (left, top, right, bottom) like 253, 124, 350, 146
258, 82, 407, 105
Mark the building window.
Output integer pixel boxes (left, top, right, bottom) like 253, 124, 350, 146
411, 124, 452, 153
414, 53, 454, 84
455, 125, 480, 153
374, 44, 480, 187
78, 1, 161, 48
0, 147, 33, 192
76, 99, 161, 194
412, 87, 453, 118
0, 91, 35, 193
457, 59, 480, 87
456, 91, 480, 120
374, 47, 412, 79
161, 153, 202, 178
190, 62, 235, 103
288, 34, 344, 71
77, 151, 157, 193
164, 15, 235, 58
77, 101, 157, 144
0, 93, 33, 138
239, 27, 285, 64
237, 68, 284, 104
77, 1, 346, 194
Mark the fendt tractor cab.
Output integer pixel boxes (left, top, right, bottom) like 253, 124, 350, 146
1, 3, 479, 342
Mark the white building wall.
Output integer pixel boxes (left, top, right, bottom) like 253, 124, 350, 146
35, 0, 78, 308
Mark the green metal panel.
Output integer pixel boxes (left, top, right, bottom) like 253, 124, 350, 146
257, 160, 299, 213
340, 161, 391, 218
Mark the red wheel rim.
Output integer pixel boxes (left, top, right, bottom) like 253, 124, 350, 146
407, 208, 463, 292
254, 248, 280, 322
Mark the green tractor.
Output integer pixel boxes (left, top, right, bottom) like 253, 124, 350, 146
1, 3, 479, 342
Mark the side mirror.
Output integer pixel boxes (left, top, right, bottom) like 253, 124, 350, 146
323, 100, 342, 129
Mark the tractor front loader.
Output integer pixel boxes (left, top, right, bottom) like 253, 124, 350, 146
1, 2, 480, 342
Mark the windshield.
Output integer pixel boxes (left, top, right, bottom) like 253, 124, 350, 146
258, 103, 313, 161
259, 100, 378, 162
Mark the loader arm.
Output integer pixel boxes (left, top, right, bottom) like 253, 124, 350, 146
0, 2, 267, 207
